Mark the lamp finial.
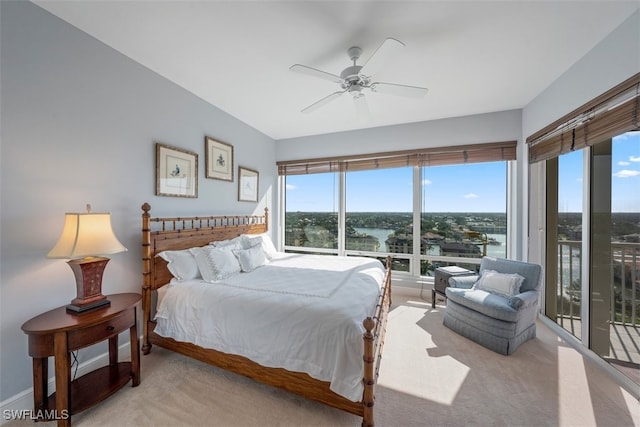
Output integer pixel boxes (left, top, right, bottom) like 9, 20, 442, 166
86, 204, 92, 213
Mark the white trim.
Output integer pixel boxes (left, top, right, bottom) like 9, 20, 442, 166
0, 342, 133, 425
338, 171, 346, 255
580, 148, 591, 345
412, 166, 422, 276
277, 175, 286, 252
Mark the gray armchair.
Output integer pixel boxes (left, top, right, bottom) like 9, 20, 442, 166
443, 257, 542, 355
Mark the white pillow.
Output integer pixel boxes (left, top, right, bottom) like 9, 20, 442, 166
475, 270, 524, 297
233, 244, 269, 272
210, 236, 245, 251
243, 233, 278, 260
190, 246, 241, 282
157, 250, 201, 281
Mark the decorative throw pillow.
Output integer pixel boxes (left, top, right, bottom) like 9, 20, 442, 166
233, 244, 269, 272
190, 246, 241, 282
474, 270, 524, 298
243, 233, 278, 260
157, 249, 201, 281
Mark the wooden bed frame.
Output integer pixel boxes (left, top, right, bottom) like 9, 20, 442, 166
141, 202, 392, 427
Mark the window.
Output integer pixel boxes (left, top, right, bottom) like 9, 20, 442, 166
421, 162, 507, 275
284, 173, 338, 252
280, 142, 514, 276
345, 167, 413, 272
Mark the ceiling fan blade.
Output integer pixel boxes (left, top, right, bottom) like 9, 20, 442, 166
290, 64, 343, 84
353, 94, 371, 121
371, 82, 428, 98
301, 90, 346, 114
359, 38, 405, 77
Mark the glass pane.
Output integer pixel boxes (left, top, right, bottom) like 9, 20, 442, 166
421, 161, 507, 274
601, 132, 640, 382
345, 168, 413, 272
557, 149, 583, 339
284, 173, 338, 250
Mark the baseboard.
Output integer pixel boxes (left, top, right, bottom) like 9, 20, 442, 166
0, 342, 132, 425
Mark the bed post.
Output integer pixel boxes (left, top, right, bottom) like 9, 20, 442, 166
362, 255, 392, 427
362, 317, 375, 427
141, 203, 153, 355
264, 207, 269, 231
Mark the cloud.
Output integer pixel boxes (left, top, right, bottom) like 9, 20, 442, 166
463, 193, 479, 199
630, 156, 640, 163
619, 161, 630, 166
422, 179, 432, 185
286, 184, 297, 190
613, 170, 640, 178
615, 131, 640, 141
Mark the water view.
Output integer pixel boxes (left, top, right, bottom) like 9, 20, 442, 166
353, 228, 507, 258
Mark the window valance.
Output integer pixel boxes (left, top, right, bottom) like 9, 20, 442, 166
277, 140, 517, 176
527, 73, 640, 164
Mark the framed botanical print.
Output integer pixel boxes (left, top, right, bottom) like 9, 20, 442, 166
238, 166, 259, 202
205, 136, 233, 181
156, 143, 198, 198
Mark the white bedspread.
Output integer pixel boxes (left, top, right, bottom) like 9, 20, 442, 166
154, 253, 385, 402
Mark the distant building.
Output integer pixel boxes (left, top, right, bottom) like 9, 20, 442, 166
385, 235, 429, 255
440, 241, 482, 258
423, 232, 444, 244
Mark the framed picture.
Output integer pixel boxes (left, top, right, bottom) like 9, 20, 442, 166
238, 166, 259, 202
156, 143, 198, 198
205, 136, 234, 181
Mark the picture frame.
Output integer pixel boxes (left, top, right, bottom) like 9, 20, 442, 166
238, 166, 259, 202
205, 136, 234, 181
155, 143, 198, 198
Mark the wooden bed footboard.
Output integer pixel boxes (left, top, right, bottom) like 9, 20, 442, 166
141, 203, 392, 427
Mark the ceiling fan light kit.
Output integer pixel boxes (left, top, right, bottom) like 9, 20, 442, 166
290, 37, 428, 117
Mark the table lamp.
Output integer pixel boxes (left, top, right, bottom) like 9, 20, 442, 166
47, 204, 127, 313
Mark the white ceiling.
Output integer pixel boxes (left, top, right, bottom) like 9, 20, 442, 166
34, 1, 639, 141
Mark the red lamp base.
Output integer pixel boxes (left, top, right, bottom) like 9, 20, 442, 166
65, 257, 112, 314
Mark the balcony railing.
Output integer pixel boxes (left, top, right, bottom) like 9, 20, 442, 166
558, 240, 639, 327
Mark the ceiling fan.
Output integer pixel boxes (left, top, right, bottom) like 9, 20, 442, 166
290, 38, 428, 117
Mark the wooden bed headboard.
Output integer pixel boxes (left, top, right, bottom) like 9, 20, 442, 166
141, 202, 268, 291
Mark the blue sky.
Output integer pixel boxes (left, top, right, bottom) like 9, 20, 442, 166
559, 131, 640, 213
286, 131, 640, 213
286, 162, 507, 213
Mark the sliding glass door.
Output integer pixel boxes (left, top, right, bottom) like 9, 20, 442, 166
545, 131, 639, 383
547, 150, 584, 339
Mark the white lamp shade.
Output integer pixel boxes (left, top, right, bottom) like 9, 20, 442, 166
47, 212, 127, 259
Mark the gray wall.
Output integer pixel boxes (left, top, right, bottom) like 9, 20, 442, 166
0, 1, 276, 401
276, 110, 522, 161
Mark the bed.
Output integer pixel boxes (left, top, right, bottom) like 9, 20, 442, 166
140, 203, 392, 427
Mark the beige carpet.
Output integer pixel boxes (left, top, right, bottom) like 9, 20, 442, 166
8, 294, 640, 427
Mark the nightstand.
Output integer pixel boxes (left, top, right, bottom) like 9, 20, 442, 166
432, 266, 475, 308
21, 293, 141, 427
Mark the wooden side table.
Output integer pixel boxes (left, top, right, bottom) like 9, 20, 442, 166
21, 293, 141, 426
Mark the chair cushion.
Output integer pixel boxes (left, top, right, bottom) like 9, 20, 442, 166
445, 287, 520, 323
